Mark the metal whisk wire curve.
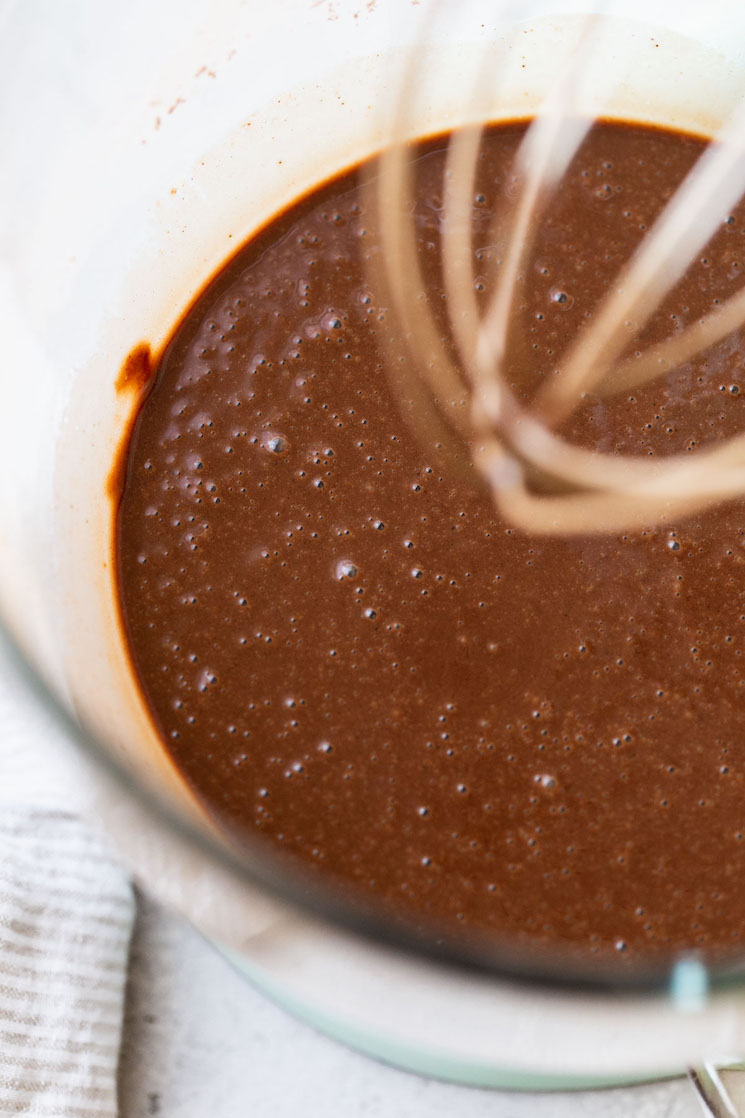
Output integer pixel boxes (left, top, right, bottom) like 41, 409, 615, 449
374, 6, 745, 534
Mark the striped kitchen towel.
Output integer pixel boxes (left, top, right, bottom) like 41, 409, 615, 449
0, 807, 134, 1117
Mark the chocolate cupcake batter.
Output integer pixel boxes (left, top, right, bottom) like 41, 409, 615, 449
117, 121, 745, 962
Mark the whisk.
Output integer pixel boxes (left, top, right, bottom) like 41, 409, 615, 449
373, 10, 745, 535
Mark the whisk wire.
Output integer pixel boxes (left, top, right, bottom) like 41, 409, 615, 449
375, 4, 745, 533
536, 94, 745, 427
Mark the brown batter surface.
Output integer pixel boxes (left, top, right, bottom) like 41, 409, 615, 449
117, 121, 745, 962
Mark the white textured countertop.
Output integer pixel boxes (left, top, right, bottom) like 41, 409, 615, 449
118, 893, 712, 1118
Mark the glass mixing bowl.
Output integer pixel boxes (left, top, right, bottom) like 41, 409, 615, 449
3, 0, 745, 1094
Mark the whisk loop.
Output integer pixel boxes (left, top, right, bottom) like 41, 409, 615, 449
375, 10, 745, 534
